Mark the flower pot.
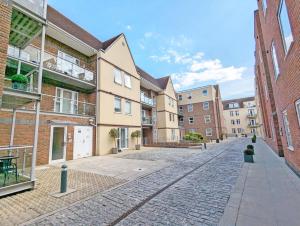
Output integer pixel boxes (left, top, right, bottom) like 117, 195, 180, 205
12, 82, 27, 91
112, 147, 118, 154
135, 144, 141, 150
244, 153, 254, 163
216, 139, 219, 143
252, 140, 256, 143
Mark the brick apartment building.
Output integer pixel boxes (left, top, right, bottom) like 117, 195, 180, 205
222, 97, 263, 137
177, 85, 225, 141
254, 0, 300, 175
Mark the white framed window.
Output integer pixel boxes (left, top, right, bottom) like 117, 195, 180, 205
189, 117, 194, 124
114, 97, 122, 113
295, 99, 300, 127
236, 119, 240, 125
282, 110, 293, 150
278, 0, 293, 54
206, 128, 212, 137
171, 129, 176, 141
178, 95, 182, 101
230, 111, 234, 117
114, 68, 122, 85
203, 102, 209, 110
235, 111, 239, 116
232, 128, 236, 134
237, 128, 242, 133
188, 104, 193, 112
179, 106, 183, 113
271, 41, 280, 79
55, 87, 78, 114
124, 73, 131, 88
204, 115, 211, 124
125, 100, 131, 115
202, 89, 208, 96
231, 120, 235, 125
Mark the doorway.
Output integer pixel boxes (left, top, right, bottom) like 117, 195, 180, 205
49, 126, 67, 163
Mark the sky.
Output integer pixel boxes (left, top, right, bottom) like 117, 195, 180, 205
48, 0, 257, 100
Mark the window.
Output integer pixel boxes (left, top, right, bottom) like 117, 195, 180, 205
179, 117, 184, 122
189, 117, 194, 124
204, 115, 211, 124
188, 104, 193, 112
124, 73, 131, 88
203, 102, 209, 110
230, 111, 234, 117
171, 129, 176, 141
114, 68, 122, 85
114, 97, 121, 113
55, 88, 78, 114
202, 89, 208, 96
262, 0, 267, 15
296, 99, 300, 127
125, 100, 131, 115
271, 41, 280, 79
236, 119, 241, 125
187, 93, 192, 99
232, 128, 236, 134
229, 102, 239, 109
178, 95, 182, 101
206, 128, 212, 137
282, 110, 293, 149
172, 114, 175, 122
264, 82, 269, 100
235, 111, 239, 116
117, 128, 128, 149
278, 0, 293, 53
231, 120, 235, 125
169, 113, 172, 122
237, 128, 242, 133
179, 106, 183, 113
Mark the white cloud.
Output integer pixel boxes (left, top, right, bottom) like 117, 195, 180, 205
126, 25, 132, 30
144, 32, 154, 38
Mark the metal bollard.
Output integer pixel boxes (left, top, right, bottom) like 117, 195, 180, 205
204, 143, 207, 149
60, 164, 68, 193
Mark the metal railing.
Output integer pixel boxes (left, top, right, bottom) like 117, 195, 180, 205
0, 146, 33, 187
247, 113, 257, 118
7, 45, 95, 84
141, 94, 154, 106
4, 70, 38, 93
13, 0, 46, 18
142, 117, 152, 125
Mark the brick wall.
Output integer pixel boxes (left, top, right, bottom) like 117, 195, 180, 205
255, 0, 300, 172
0, 1, 12, 106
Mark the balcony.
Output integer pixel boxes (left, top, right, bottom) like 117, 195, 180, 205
248, 123, 260, 128
141, 94, 154, 107
247, 113, 257, 119
142, 117, 153, 126
0, 146, 35, 197
6, 45, 96, 92
13, 0, 46, 18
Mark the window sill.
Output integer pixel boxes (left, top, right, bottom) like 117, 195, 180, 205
114, 81, 123, 86
114, 111, 122, 114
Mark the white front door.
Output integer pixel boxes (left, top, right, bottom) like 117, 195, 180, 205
49, 126, 67, 164
73, 126, 93, 160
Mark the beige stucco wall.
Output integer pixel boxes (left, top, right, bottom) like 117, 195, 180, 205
96, 35, 141, 155
157, 128, 180, 143
177, 86, 215, 105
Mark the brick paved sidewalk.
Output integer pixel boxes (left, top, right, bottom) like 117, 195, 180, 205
0, 166, 125, 226
220, 138, 300, 226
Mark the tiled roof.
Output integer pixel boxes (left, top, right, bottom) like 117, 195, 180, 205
136, 66, 170, 90
47, 6, 103, 50
102, 34, 123, 50
222, 97, 255, 110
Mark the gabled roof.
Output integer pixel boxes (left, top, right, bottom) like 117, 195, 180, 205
102, 34, 123, 50
136, 66, 170, 90
222, 97, 255, 110
47, 6, 102, 50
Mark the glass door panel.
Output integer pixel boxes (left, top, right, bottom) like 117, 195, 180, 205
51, 127, 65, 161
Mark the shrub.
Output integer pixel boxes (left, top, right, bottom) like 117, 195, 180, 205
11, 74, 28, 84
247, 144, 254, 150
183, 132, 204, 143
131, 130, 141, 145
244, 149, 254, 155
109, 128, 119, 148
252, 134, 257, 143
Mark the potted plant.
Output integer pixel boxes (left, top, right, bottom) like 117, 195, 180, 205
11, 74, 28, 91
131, 130, 141, 150
109, 128, 119, 154
252, 134, 257, 143
247, 144, 255, 154
244, 149, 254, 163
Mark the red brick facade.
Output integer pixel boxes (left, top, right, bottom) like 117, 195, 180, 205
0, 2, 12, 105
254, 0, 300, 174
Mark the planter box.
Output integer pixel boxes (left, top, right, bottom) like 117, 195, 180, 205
244, 154, 254, 163
12, 82, 27, 91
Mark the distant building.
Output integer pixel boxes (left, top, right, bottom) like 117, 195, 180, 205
177, 85, 225, 141
222, 97, 263, 137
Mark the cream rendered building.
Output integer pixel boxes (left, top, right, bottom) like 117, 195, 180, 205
97, 34, 141, 155
222, 97, 262, 137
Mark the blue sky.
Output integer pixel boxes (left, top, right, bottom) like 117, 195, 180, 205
48, 0, 257, 100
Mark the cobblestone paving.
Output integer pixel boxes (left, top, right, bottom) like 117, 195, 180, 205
0, 167, 125, 226
27, 139, 245, 226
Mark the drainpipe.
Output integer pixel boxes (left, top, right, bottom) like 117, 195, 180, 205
95, 53, 100, 155
31, 1, 47, 181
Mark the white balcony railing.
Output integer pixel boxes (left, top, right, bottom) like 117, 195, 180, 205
142, 117, 152, 125
13, 0, 46, 18
141, 94, 154, 106
7, 45, 95, 84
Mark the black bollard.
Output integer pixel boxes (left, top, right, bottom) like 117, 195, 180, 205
204, 143, 207, 149
60, 164, 68, 193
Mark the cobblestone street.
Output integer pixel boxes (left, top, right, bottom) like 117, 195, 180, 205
26, 138, 245, 226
